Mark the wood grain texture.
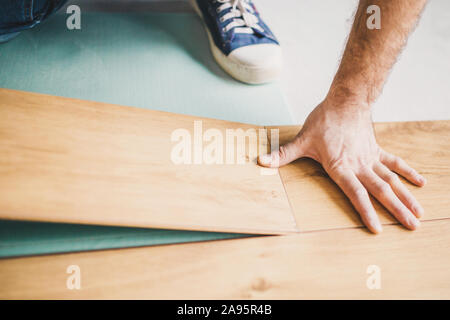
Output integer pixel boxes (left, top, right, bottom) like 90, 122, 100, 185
0, 89, 297, 235
1, 219, 449, 299
268, 121, 450, 231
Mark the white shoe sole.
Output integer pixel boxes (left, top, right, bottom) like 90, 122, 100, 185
190, 0, 282, 85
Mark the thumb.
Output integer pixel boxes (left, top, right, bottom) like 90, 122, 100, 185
258, 138, 305, 168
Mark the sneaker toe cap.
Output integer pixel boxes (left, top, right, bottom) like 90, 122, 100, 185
228, 43, 282, 69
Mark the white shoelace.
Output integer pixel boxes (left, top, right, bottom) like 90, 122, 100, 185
215, 0, 264, 34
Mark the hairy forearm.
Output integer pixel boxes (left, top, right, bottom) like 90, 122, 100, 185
327, 0, 427, 107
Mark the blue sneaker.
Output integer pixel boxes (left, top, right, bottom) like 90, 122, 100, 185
190, 0, 282, 84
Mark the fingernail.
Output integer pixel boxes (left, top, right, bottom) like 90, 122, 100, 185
412, 204, 424, 218
410, 217, 421, 230
418, 175, 426, 185
259, 154, 272, 165
368, 218, 382, 234
373, 221, 383, 234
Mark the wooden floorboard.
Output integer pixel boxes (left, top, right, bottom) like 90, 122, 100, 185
0, 89, 297, 235
1, 219, 449, 299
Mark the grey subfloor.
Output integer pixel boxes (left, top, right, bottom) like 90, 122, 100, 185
68, 0, 450, 123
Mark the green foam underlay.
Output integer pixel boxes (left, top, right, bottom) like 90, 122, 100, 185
0, 220, 251, 258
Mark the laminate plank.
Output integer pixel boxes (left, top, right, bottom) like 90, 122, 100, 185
0, 89, 297, 235
267, 121, 450, 231
0, 219, 448, 299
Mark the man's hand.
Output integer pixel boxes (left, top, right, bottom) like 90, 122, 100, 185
258, 98, 425, 233
258, 0, 427, 233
